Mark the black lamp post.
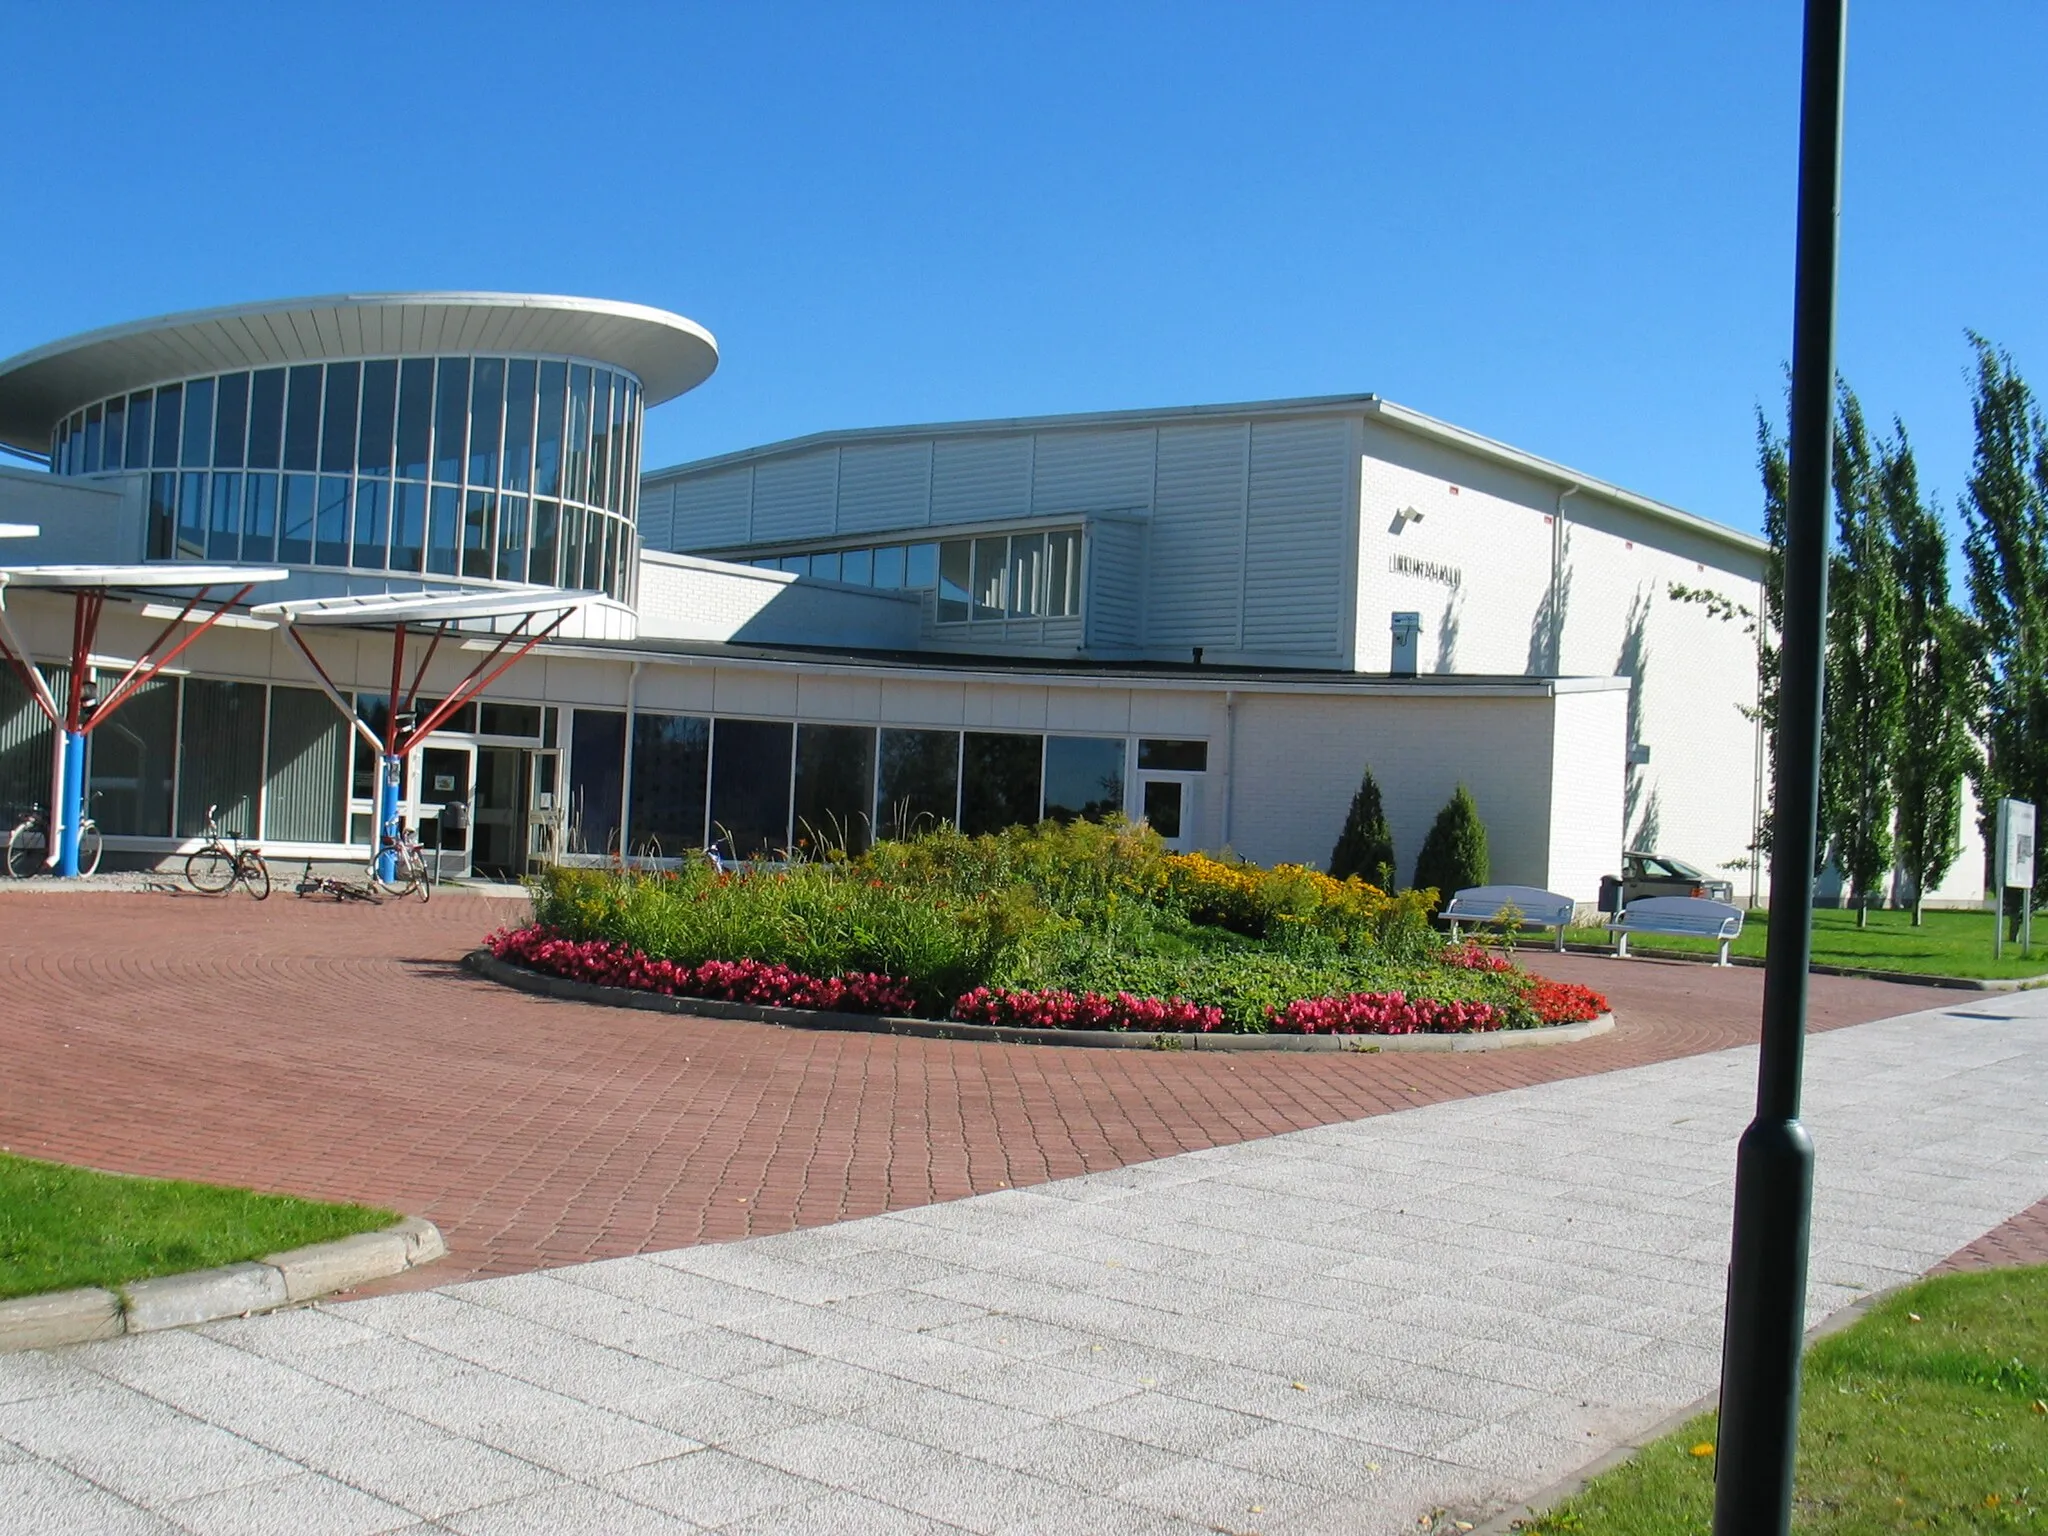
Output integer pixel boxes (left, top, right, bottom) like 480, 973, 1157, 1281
1711, 1, 1847, 1530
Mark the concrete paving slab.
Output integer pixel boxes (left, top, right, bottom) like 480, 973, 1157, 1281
3, 994, 2047, 1533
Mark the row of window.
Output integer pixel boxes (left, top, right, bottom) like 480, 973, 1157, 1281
569, 710, 1206, 860
747, 528, 1084, 624
146, 471, 635, 600
51, 356, 643, 520
0, 669, 349, 844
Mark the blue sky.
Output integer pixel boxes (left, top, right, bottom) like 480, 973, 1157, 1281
4, 2, 2043, 542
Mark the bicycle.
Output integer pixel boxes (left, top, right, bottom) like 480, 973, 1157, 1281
293, 859, 381, 903
370, 818, 431, 902
184, 804, 270, 899
5, 797, 103, 878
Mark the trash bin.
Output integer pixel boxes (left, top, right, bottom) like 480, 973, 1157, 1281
1598, 873, 1623, 915
442, 801, 470, 833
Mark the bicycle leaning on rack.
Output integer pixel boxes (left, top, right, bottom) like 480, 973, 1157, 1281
5, 795, 103, 878
370, 817, 431, 902
184, 804, 270, 899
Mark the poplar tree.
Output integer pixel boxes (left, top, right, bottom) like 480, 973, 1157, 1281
1960, 333, 2048, 914
1749, 408, 1790, 862
1820, 387, 1905, 924
1886, 426, 1977, 922
1327, 766, 1396, 889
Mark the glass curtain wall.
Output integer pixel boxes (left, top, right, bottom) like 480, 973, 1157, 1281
1042, 736, 1125, 824
87, 673, 177, 836
63, 357, 642, 601
568, 710, 625, 855
793, 724, 875, 856
629, 712, 709, 854
264, 686, 348, 843
876, 728, 959, 842
708, 720, 793, 860
175, 679, 265, 837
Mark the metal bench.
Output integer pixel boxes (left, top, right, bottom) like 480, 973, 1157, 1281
1607, 895, 1745, 966
1439, 884, 1576, 953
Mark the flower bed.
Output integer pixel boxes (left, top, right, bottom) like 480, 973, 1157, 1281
502, 823, 1609, 1037
488, 922, 1608, 1035
1265, 991, 1508, 1035
952, 985, 1223, 1033
486, 927, 917, 1015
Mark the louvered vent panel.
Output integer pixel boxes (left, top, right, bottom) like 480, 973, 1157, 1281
836, 441, 932, 534
1031, 429, 1154, 515
1149, 422, 1249, 647
750, 450, 839, 542
1243, 418, 1350, 654
667, 466, 752, 551
931, 437, 1031, 525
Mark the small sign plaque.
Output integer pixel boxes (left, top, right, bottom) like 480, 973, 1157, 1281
433, 773, 456, 794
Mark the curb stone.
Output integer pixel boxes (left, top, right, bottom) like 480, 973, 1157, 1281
0, 1216, 446, 1353
465, 949, 1617, 1052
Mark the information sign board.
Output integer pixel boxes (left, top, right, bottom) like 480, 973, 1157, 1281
2002, 799, 2036, 890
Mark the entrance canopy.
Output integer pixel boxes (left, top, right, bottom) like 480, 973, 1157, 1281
253, 585, 593, 753
253, 586, 594, 876
0, 561, 288, 875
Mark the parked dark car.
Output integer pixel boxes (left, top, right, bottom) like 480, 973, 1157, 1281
1622, 852, 1735, 906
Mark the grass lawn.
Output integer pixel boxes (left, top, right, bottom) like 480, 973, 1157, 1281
0, 1152, 397, 1301
1526, 1265, 2048, 1533
1563, 905, 2048, 982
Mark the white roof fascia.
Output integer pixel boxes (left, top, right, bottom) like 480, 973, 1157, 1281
645, 391, 1766, 562
500, 637, 1635, 700
643, 395, 1381, 480
1362, 399, 1767, 557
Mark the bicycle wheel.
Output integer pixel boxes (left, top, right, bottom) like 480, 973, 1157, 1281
368, 855, 417, 899
185, 847, 236, 894
5, 819, 44, 879
77, 822, 103, 877
240, 853, 271, 901
410, 852, 431, 902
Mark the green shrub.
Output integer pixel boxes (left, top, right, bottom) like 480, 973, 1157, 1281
1412, 784, 1489, 904
1328, 766, 1397, 889
528, 862, 1035, 1013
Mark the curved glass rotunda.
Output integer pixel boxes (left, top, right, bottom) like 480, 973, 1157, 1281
0, 293, 719, 606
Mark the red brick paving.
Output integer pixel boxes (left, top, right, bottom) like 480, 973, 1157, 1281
0, 892, 2012, 1288
1936, 1198, 2048, 1274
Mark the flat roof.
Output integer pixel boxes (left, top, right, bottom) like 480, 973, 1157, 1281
645, 392, 1766, 558
0, 293, 719, 452
524, 634, 1633, 697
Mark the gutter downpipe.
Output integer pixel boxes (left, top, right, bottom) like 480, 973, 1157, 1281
617, 659, 640, 865
1221, 689, 1238, 851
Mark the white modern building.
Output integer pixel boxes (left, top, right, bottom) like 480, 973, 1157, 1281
0, 290, 1970, 902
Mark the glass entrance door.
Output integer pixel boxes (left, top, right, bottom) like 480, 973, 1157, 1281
472, 746, 528, 878
418, 744, 474, 880
1134, 773, 1201, 853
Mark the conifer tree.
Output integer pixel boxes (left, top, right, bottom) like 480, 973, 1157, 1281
1327, 766, 1396, 888
1887, 426, 1978, 922
1821, 388, 1906, 925
1960, 334, 2048, 918
1412, 785, 1488, 900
